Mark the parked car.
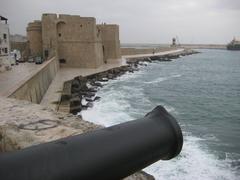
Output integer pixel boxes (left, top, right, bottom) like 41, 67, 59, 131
10, 49, 21, 63
28, 56, 35, 63
35, 56, 43, 64
9, 56, 16, 66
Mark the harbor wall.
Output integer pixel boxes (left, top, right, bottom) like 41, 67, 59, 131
181, 44, 226, 49
9, 56, 59, 103
121, 47, 174, 56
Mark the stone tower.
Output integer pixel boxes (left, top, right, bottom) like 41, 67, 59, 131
26, 20, 42, 57
41, 14, 58, 59
97, 24, 121, 63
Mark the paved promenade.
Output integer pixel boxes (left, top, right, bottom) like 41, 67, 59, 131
0, 63, 46, 97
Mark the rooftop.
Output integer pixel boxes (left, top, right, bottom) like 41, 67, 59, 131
0, 16, 8, 24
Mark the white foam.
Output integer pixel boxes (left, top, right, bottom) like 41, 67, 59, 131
81, 70, 239, 180
145, 74, 182, 84
81, 99, 88, 106
144, 135, 238, 180
164, 105, 179, 115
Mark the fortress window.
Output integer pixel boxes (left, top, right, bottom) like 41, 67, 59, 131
59, 59, 66, 63
44, 50, 49, 58
80, 24, 83, 28
4, 48, 8, 53
3, 34, 7, 40
58, 33, 62, 37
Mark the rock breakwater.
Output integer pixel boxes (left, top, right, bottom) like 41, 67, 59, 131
59, 49, 199, 115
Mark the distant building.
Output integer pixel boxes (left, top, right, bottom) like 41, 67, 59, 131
227, 38, 240, 50
0, 16, 11, 72
172, 38, 176, 46
10, 34, 27, 42
10, 34, 28, 60
26, 14, 121, 68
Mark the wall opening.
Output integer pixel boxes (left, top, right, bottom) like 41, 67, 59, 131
59, 59, 66, 64
44, 50, 49, 58
102, 45, 107, 64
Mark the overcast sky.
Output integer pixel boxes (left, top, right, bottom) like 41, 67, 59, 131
1, 0, 240, 44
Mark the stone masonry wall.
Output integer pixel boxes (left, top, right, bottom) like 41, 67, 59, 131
56, 15, 104, 68
41, 14, 58, 59
98, 24, 121, 62
26, 20, 42, 57
9, 56, 59, 103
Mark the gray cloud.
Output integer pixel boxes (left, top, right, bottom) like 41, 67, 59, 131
1, 0, 240, 44
213, 0, 240, 10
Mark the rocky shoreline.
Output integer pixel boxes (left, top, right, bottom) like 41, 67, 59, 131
59, 49, 199, 115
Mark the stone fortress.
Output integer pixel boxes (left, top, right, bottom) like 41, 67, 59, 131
26, 13, 121, 68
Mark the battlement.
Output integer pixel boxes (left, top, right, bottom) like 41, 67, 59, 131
26, 21, 42, 32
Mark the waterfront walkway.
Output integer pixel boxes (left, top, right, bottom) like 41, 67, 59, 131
0, 63, 46, 97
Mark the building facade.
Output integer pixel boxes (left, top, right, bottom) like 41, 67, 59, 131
27, 14, 121, 68
0, 16, 11, 72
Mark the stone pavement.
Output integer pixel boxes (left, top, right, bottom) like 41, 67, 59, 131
0, 62, 46, 97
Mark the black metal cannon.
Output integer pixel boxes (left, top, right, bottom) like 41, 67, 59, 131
0, 105, 183, 180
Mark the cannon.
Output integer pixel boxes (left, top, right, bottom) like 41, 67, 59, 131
0, 105, 183, 180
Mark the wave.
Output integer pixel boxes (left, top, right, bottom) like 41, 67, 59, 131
145, 74, 182, 84
81, 62, 239, 180
82, 94, 239, 179
144, 134, 239, 180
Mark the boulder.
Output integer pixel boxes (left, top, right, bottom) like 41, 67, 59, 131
70, 105, 82, 115
70, 96, 81, 107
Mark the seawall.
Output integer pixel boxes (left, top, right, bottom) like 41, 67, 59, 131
58, 49, 198, 114
9, 56, 59, 103
181, 44, 226, 50
121, 47, 176, 56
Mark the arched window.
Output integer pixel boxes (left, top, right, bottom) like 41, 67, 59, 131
56, 21, 66, 39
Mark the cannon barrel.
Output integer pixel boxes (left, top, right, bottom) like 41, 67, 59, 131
0, 105, 183, 180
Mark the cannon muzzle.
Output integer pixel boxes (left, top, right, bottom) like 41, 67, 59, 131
0, 105, 183, 180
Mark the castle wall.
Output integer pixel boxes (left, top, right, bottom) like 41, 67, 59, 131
26, 21, 42, 57
56, 15, 104, 68
97, 24, 121, 62
41, 14, 58, 59
9, 56, 59, 103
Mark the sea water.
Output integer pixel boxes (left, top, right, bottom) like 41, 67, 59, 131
81, 49, 240, 180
